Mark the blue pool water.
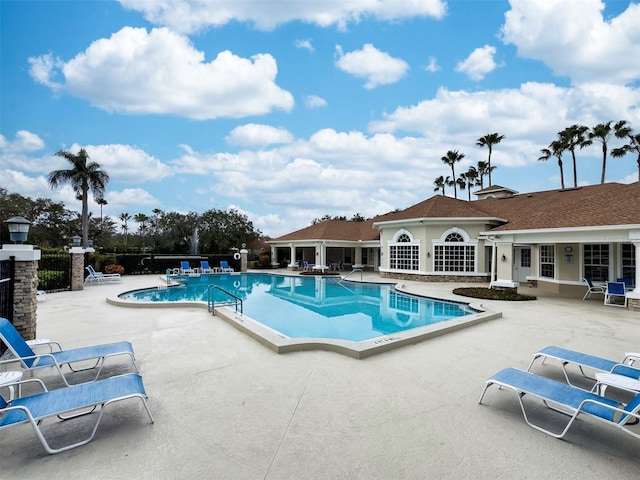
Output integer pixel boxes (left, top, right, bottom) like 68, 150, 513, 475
119, 273, 476, 342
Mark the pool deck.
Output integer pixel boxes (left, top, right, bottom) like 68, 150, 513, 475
2, 271, 639, 479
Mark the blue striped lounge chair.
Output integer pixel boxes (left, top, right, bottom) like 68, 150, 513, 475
200, 260, 215, 273
478, 367, 640, 440
527, 345, 640, 386
0, 317, 138, 386
0, 373, 154, 454
220, 260, 234, 272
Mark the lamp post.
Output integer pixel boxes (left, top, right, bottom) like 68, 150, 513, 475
4, 216, 31, 244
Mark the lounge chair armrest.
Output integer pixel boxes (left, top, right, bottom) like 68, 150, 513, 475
623, 353, 640, 366
29, 340, 63, 353
5, 378, 48, 400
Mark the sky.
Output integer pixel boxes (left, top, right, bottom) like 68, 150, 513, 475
1, 0, 640, 238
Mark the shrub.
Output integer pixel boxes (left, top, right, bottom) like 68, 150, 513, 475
105, 264, 125, 274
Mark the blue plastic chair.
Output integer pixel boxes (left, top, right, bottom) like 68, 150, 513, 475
605, 281, 628, 307
220, 260, 234, 272
0, 317, 138, 386
0, 373, 153, 454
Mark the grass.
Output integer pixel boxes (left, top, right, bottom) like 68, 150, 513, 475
453, 287, 536, 301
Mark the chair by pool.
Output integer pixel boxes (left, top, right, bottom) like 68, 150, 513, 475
582, 277, 605, 300
604, 281, 627, 307
84, 265, 121, 285
220, 261, 234, 272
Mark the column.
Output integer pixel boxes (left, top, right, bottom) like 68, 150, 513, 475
0, 245, 41, 340
240, 245, 248, 272
627, 240, 640, 311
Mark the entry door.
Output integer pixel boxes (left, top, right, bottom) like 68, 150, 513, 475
513, 247, 531, 283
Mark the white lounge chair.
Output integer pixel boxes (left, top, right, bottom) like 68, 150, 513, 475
200, 260, 217, 273
582, 277, 605, 300
0, 373, 153, 454
84, 265, 121, 285
220, 260, 234, 272
527, 345, 640, 386
0, 317, 138, 386
479, 367, 640, 440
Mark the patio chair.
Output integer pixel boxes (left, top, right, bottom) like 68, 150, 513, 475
616, 277, 634, 291
527, 345, 640, 386
0, 317, 138, 386
478, 367, 640, 440
0, 373, 154, 454
604, 281, 627, 307
84, 265, 121, 285
582, 277, 605, 300
200, 260, 216, 273
220, 260, 234, 272
179, 260, 197, 275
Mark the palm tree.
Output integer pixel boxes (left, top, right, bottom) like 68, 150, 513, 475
462, 166, 479, 201
538, 140, 567, 189
96, 197, 108, 230
588, 120, 632, 183
612, 132, 640, 181
48, 148, 109, 248
476, 161, 495, 189
134, 213, 150, 252
120, 212, 131, 245
476, 132, 505, 186
433, 176, 447, 195
455, 176, 467, 200
441, 150, 465, 199
559, 124, 591, 188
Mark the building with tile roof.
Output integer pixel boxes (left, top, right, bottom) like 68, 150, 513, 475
269, 182, 640, 304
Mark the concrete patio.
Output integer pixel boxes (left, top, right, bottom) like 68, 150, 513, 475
1, 272, 639, 479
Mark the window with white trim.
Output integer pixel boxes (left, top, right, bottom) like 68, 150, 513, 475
434, 231, 475, 273
622, 244, 636, 280
583, 244, 609, 282
389, 231, 419, 271
540, 245, 555, 278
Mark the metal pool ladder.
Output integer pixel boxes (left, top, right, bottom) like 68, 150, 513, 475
207, 285, 243, 315
339, 268, 363, 283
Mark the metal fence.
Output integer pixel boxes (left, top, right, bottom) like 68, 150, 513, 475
0, 258, 14, 321
39, 252, 72, 292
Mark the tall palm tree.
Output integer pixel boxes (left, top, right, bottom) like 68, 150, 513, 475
559, 124, 591, 188
96, 197, 108, 230
538, 140, 567, 189
455, 176, 467, 200
48, 148, 109, 248
476, 132, 505, 186
120, 212, 131, 245
612, 132, 640, 181
134, 213, 150, 252
588, 120, 632, 183
441, 150, 465, 199
476, 161, 495, 189
462, 166, 479, 201
433, 176, 447, 195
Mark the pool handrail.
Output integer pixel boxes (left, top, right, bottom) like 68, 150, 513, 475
207, 285, 243, 315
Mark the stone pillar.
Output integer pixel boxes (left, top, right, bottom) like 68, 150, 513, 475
240, 246, 248, 272
0, 245, 41, 340
70, 247, 87, 291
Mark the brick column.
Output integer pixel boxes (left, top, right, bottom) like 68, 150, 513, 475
1, 245, 41, 340
70, 247, 86, 290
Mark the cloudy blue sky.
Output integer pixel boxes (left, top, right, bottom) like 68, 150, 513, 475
2, 0, 639, 237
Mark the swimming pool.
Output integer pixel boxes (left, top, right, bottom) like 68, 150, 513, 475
113, 273, 500, 357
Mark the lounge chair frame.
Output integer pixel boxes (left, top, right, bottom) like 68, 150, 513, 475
84, 265, 121, 285
604, 281, 628, 307
478, 367, 640, 440
582, 277, 605, 300
0, 317, 138, 386
527, 345, 640, 386
0, 374, 154, 454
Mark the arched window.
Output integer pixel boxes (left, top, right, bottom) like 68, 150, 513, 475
389, 230, 420, 271
433, 228, 476, 273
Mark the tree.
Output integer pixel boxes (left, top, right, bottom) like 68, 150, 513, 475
48, 148, 109, 247
476, 133, 505, 186
588, 120, 632, 183
558, 124, 591, 188
119, 212, 131, 245
611, 132, 640, 181
538, 140, 567, 189
476, 161, 495, 189
462, 166, 479, 201
433, 175, 447, 195
96, 197, 108, 231
441, 150, 465, 199
455, 176, 467, 200
134, 213, 150, 251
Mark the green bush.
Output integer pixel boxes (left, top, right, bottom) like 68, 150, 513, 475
38, 270, 65, 290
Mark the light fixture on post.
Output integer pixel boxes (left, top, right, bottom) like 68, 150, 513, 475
72, 235, 82, 247
501, 254, 507, 262
4, 216, 32, 244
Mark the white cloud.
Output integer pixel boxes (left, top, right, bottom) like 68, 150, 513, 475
425, 57, 440, 73
118, 0, 447, 33
29, 27, 294, 120
335, 43, 409, 89
0, 130, 45, 153
501, 0, 640, 85
107, 188, 160, 208
295, 39, 314, 52
304, 95, 328, 108
77, 144, 173, 182
225, 124, 294, 147
455, 45, 498, 81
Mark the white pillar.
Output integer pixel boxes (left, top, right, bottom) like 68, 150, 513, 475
632, 241, 640, 295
